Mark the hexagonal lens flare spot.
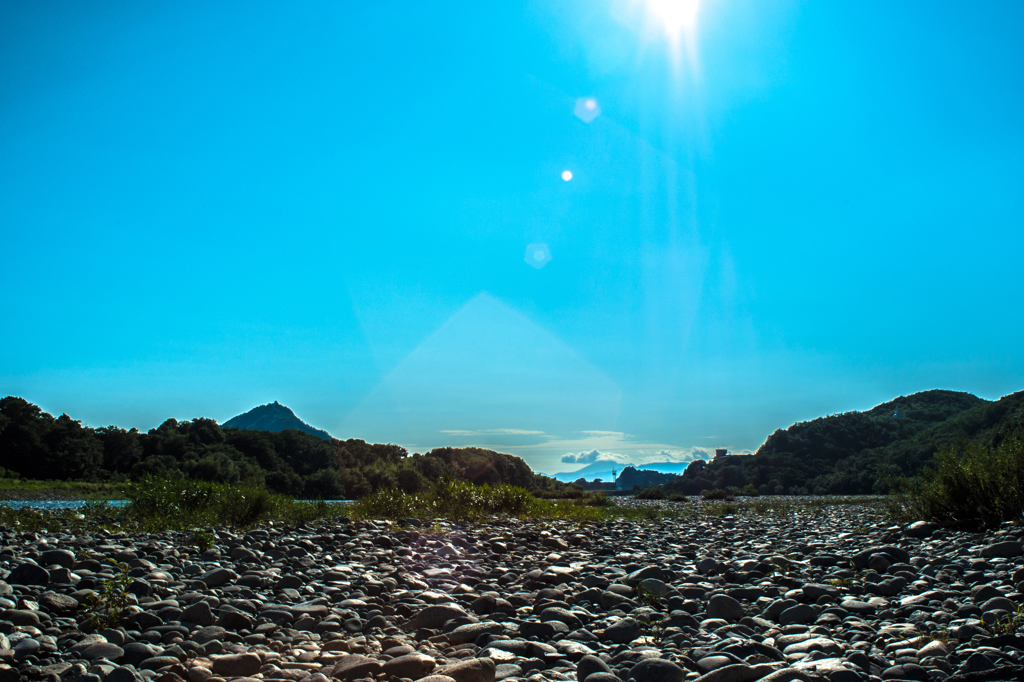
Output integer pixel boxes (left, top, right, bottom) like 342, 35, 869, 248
574, 97, 601, 123
524, 243, 551, 269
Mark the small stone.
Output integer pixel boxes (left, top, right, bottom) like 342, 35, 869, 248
383, 654, 436, 679
441, 658, 496, 682
904, 521, 938, 538
140, 656, 183, 671
696, 558, 720, 575
182, 600, 217, 626
707, 595, 744, 622
981, 541, 1023, 558
332, 654, 385, 681
603, 617, 641, 644
7, 563, 49, 586
407, 604, 469, 631
881, 663, 929, 681
199, 567, 238, 588
448, 621, 504, 645
106, 666, 144, 682
210, 653, 262, 677
577, 654, 613, 682
778, 604, 819, 625
1, 609, 40, 627
13, 638, 39, 659
916, 640, 947, 658
81, 642, 125, 661
122, 642, 158, 667
586, 674, 623, 682
627, 658, 687, 682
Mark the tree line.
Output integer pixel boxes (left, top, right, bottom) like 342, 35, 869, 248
661, 389, 1023, 496
0, 397, 577, 499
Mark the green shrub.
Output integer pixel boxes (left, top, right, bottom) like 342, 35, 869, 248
887, 429, 1024, 531
533, 488, 585, 499
635, 486, 666, 500
351, 478, 606, 522
78, 557, 135, 631
127, 476, 307, 530
740, 484, 760, 497
701, 488, 734, 501
584, 493, 614, 507
666, 492, 689, 502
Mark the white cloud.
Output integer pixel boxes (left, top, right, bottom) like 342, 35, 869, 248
440, 428, 545, 436
560, 449, 631, 464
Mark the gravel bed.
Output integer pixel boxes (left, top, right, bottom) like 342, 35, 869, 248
0, 499, 1022, 682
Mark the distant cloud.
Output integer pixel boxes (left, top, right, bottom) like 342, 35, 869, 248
440, 428, 545, 436
560, 449, 631, 464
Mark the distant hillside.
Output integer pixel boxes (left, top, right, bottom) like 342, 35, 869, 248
0, 396, 581, 500
223, 402, 332, 440
553, 460, 692, 482
664, 389, 1024, 496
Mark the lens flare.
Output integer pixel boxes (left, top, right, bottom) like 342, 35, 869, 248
647, 0, 699, 36
525, 243, 551, 268
574, 97, 601, 123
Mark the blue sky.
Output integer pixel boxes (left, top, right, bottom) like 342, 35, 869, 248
2, 1, 1022, 474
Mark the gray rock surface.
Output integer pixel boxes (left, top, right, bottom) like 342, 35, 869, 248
0, 497, 1021, 682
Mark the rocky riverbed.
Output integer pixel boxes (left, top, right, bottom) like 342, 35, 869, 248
0, 499, 1022, 682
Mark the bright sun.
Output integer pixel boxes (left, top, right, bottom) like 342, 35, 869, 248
646, 0, 699, 37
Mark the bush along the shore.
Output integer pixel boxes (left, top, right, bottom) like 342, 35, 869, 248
0, 477, 642, 534
887, 428, 1024, 530
351, 477, 607, 522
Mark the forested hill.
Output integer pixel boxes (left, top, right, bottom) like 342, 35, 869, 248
755, 390, 986, 463
223, 401, 332, 440
0, 397, 574, 499
665, 389, 1024, 496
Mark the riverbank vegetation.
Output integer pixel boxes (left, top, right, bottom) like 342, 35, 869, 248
0, 475, 886, 536
886, 429, 1024, 530
0, 397, 581, 500
661, 390, 1023, 496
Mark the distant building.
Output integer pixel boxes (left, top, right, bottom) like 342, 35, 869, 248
714, 448, 754, 462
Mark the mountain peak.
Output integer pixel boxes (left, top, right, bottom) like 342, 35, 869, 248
223, 402, 332, 440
